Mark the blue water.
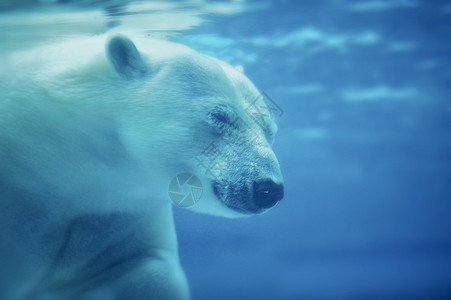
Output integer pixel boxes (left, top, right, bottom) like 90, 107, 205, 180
176, 1, 451, 299
2, 0, 451, 299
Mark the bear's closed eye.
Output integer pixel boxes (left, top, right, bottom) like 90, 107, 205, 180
208, 104, 238, 133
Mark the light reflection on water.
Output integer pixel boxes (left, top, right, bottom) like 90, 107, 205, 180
0, 1, 257, 53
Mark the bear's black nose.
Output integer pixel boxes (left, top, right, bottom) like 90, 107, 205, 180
252, 179, 284, 209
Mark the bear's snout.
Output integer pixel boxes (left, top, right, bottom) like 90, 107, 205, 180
253, 179, 284, 209
212, 177, 283, 214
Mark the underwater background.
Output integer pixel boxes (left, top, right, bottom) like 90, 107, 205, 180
1, 0, 450, 299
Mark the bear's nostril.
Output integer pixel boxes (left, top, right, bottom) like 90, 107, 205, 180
252, 179, 284, 209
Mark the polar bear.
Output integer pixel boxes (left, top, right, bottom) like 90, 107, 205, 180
0, 34, 284, 300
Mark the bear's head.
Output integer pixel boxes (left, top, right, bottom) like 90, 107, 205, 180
106, 36, 283, 218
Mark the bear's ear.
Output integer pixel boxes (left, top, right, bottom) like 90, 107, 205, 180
106, 36, 148, 79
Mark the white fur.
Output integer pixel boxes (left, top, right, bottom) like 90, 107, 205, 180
0, 34, 282, 299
